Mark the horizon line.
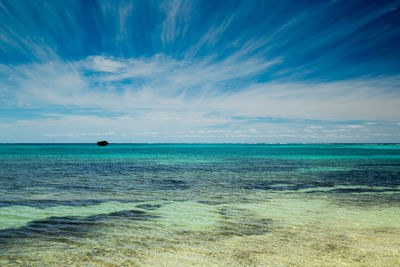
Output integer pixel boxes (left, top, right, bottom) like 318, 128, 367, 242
1, 142, 399, 145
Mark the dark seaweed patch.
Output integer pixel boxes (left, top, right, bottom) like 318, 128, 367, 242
0, 199, 105, 208
218, 207, 273, 237
319, 169, 400, 187
240, 168, 400, 193
0, 199, 141, 209
306, 188, 400, 194
0, 209, 158, 247
152, 179, 190, 190
242, 182, 309, 191
136, 204, 163, 210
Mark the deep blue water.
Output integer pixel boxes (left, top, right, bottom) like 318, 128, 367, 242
1, 144, 399, 207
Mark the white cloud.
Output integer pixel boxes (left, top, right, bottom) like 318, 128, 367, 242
91, 56, 125, 72
3, 55, 399, 122
344, 125, 364, 129
1, 54, 400, 142
160, 0, 193, 45
1, 113, 396, 143
143, 132, 159, 136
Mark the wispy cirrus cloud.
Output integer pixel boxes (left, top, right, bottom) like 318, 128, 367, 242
3, 55, 400, 119
0, 0, 399, 142
160, 0, 194, 46
1, 54, 399, 142
2, 53, 281, 108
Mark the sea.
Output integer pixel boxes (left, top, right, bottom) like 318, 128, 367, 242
0, 144, 399, 266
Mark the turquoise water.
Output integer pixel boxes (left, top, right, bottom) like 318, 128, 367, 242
0, 144, 399, 266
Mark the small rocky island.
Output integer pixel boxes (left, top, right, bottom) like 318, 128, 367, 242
97, 140, 109, 146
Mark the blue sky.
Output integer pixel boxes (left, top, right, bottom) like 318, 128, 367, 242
0, 0, 399, 143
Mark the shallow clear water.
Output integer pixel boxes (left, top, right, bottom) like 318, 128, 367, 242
0, 144, 399, 266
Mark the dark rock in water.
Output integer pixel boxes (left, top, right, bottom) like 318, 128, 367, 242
97, 141, 109, 146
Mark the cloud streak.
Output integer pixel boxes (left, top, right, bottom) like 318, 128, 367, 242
1, 54, 399, 142
0, 0, 399, 142
2, 55, 399, 119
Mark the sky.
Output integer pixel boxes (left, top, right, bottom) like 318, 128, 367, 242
0, 0, 399, 143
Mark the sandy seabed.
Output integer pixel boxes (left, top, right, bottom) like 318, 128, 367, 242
1, 193, 399, 266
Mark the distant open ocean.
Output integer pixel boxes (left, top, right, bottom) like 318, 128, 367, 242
0, 144, 399, 265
